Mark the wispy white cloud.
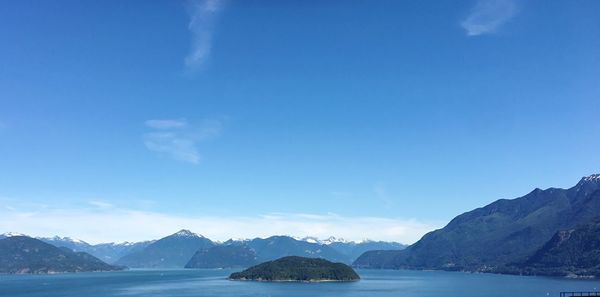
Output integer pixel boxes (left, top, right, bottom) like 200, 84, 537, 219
461, 0, 518, 36
0, 204, 439, 244
184, 0, 224, 70
88, 200, 114, 209
143, 118, 224, 164
145, 119, 187, 130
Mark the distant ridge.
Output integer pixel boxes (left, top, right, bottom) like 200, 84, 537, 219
35, 236, 154, 264
186, 244, 259, 268
186, 235, 348, 268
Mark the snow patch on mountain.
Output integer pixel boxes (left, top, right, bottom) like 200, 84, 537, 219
583, 174, 600, 182
296, 236, 371, 245
0, 232, 27, 238
44, 236, 89, 245
172, 229, 204, 238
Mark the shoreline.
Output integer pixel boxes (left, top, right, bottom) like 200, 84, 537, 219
353, 267, 599, 280
228, 277, 360, 283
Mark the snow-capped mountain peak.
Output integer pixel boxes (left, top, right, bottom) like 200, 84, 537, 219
48, 236, 88, 245
1, 232, 27, 238
297, 236, 351, 245
322, 236, 350, 244
300, 236, 321, 244
172, 229, 203, 238
583, 174, 600, 182
227, 238, 250, 242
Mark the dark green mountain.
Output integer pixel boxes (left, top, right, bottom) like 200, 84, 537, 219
229, 256, 359, 282
115, 230, 215, 268
248, 236, 350, 263
516, 219, 600, 277
186, 236, 350, 268
0, 236, 122, 274
328, 240, 406, 262
354, 174, 600, 275
185, 244, 259, 268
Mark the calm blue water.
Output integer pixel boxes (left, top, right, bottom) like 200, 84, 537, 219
1, 269, 599, 297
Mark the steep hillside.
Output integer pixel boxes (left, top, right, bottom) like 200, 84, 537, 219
355, 174, 600, 274
517, 219, 600, 277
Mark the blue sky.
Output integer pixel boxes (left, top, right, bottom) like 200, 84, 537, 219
0, 0, 599, 243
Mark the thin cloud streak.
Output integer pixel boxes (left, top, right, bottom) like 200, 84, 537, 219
0, 206, 439, 245
145, 119, 187, 130
88, 200, 114, 210
184, 0, 224, 70
143, 118, 224, 164
461, 0, 518, 36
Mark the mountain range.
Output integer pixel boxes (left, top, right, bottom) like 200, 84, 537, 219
0, 236, 122, 274
112, 231, 404, 268
38, 236, 154, 264
187, 235, 406, 268
4, 174, 600, 276
1, 232, 158, 266
354, 174, 600, 277
186, 236, 350, 268
1, 230, 405, 271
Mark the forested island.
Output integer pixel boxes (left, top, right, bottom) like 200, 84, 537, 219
228, 256, 360, 282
